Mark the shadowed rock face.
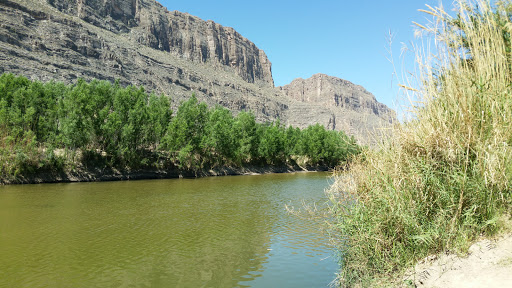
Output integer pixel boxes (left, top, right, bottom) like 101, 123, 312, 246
0, 0, 394, 144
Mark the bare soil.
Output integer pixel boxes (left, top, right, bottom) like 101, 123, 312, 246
404, 230, 512, 288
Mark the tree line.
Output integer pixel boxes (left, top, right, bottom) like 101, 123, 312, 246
0, 73, 360, 178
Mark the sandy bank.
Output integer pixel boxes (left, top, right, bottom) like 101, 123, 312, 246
404, 229, 512, 287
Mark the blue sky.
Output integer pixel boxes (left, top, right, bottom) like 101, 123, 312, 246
159, 0, 446, 111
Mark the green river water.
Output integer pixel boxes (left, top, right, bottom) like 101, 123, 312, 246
0, 172, 338, 287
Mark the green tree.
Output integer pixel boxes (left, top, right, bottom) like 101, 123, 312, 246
284, 125, 301, 156
232, 111, 259, 164
202, 106, 236, 167
146, 93, 171, 149
162, 94, 209, 169
58, 79, 94, 150
257, 120, 286, 165
101, 85, 150, 165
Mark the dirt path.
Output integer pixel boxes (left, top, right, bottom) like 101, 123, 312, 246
405, 232, 512, 287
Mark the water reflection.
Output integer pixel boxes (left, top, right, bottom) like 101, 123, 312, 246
0, 173, 337, 287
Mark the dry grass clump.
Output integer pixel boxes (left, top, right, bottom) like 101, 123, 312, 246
328, 0, 512, 286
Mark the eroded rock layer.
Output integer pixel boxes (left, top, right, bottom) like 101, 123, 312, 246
280, 74, 395, 142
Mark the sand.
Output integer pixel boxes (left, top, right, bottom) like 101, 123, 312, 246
404, 232, 512, 287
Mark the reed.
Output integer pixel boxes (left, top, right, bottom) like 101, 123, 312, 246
327, 1, 512, 286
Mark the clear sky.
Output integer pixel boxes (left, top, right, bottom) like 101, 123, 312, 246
159, 0, 446, 111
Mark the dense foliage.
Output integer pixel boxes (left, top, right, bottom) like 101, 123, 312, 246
0, 73, 360, 180
328, 1, 512, 286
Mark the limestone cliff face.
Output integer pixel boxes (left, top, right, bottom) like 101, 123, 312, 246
280, 74, 395, 124
46, 0, 274, 86
0, 0, 394, 144
279, 74, 395, 143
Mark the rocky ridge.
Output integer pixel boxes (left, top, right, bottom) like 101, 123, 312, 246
48, 0, 274, 86
280, 74, 395, 141
280, 74, 394, 123
0, 0, 395, 143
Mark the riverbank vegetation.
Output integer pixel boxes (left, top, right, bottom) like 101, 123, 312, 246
327, 0, 512, 286
0, 73, 360, 183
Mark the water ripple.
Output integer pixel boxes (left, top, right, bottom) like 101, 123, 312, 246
0, 173, 337, 287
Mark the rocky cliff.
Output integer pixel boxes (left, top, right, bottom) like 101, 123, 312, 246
281, 74, 395, 123
0, 0, 394, 143
46, 0, 274, 86
279, 74, 395, 141
278, 74, 395, 143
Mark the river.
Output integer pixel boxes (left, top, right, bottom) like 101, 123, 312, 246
0, 172, 338, 287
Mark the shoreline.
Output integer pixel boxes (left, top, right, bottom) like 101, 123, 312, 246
403, 223, 512, 288
2, 164, 331, 185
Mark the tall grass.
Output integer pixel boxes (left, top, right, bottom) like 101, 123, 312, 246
327, 0, 512, 286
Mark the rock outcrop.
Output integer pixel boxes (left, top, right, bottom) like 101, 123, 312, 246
0, 0, 394, 143
279, 74, 395, 142
280, 74, 395, 123
46, 0, 274, 86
